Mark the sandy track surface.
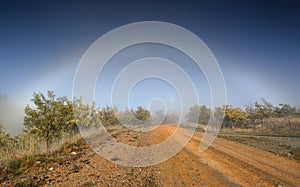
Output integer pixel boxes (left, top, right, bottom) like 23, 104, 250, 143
154, 125, 300, 186
3, 125, 300, 186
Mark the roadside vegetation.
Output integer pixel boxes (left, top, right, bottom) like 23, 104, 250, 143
186, 98, 300, 135
0, 91, 151, 178
0, 90, 299, 180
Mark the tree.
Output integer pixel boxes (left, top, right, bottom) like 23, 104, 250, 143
89, 102, 100, 128
98, 106, 120, 126
73, 98, 92, 130
274, 103, 296, 128
223, 105, 248, 128
152, 110, 166, 124
223, 105, 233, 128
134, 106, 151, 121
198, 105, 211, 124
231, 107, 248, 128
23, 91, 72, 155
261, 98, 276, 129
186, 105, 200, 124
118, 107, 137, 125
261, 98, 274, 116
214, 106, 225, 122
186, 105, 210, 124
61, 98, 78, 136
245, 105, 258, 130
254, 101, 269, 128
163, 113, 179, 124
73, 99, 101, 130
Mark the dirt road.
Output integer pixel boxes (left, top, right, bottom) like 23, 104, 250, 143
4, 125, 300, 186
150, 125, 300, 186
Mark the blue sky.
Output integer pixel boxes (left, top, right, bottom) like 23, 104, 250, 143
0, 0, 299, 134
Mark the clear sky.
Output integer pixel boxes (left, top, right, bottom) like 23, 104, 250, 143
0, 0, 299, 134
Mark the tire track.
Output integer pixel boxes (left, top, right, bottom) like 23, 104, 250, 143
162, 125, 300, 186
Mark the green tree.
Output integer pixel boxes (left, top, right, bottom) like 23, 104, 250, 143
186, 105, 210, 124
245, 105, 258, 130
261, 98, 276, 129
118, 107, 137, 125
214, 106, 225, 122
73, 99, 101, 130
73, 98, 92, 130
134, 106, 151, 121
186, 105, 200, 124
89, 102, 100, 127
98, 106, 119, 126
61, 98, 78, 136
198, 105, 211, 124
23, 91, 72, 155
274, 103, 296, 128
254, 101, 269, 128
223, 105, 233, 128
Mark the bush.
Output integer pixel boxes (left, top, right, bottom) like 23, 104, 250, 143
7, 158, 22, 174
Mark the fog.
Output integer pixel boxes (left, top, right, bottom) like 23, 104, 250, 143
0, 94, 24, 135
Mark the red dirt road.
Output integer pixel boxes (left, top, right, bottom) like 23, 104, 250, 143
153, 125, 300, 186
3, 125, 300, 186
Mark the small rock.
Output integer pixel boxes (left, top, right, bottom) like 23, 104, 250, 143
111, 157, 121, 161
71, 151, 77, 155
49, 167, 54, 171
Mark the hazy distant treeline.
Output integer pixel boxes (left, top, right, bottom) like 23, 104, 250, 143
186, 98, 299, 130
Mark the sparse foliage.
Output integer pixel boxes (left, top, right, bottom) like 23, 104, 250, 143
223, 105, 248, 128
186, 105, 210, 124
134, 106, 151, 121
274, 103, 296, 128
98, 106, 120, 126
254, 101, 269, 127
23, 91, 75, 155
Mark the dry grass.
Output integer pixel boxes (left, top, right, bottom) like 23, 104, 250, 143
0, 133, 83, 177
219, 116, 300, 136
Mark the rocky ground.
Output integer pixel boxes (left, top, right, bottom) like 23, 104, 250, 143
1, 125, 300, 186
218, 133, 300, 161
